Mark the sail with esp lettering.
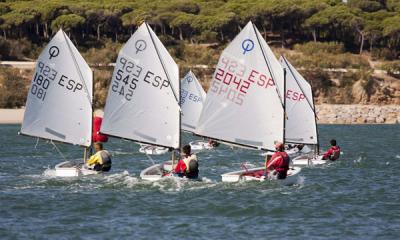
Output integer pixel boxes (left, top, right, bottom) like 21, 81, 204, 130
101, 22, 180, 149
180, 71, 206, 132
195, 21, 284, 151
280, 56, 318, 145
20, 29, 93, 147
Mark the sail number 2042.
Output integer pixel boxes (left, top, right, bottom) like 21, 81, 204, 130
210, 55, 276, 106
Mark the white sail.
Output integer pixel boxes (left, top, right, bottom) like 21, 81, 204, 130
280, 56, 318, 144
21, 29, 93, 147
195, 21, 284, 151
101, 22, 180, 149
180, 71, 206, 132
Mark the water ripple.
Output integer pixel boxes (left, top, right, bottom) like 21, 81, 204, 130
0, 124, 399, 239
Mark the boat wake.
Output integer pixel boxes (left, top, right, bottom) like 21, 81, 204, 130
296, 176, 305, 186
112, 150, 137, 155
103, 171, 140, 188
94, 171, 219, 192
36, 168, 220, 192
353, 156, 363, 163
42, 168, 57, 177
148, 176, 219, 192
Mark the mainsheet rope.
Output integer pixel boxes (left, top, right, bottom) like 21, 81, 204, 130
50, 140, 68, 161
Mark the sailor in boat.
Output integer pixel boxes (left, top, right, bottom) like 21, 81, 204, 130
295, 144, 304, 151
208, 139, 220, 148
174, 145, 199, 179
265, 142, 290, 179
322, 139, 341, 161
285, 143, 304, 151
86, 142, 112, 172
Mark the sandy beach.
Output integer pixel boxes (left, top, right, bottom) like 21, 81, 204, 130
0, 109, 25, 124
0, 109, 105, 124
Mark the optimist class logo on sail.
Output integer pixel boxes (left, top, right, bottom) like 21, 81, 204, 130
209, 54, 275, 106
180, 75, 202, 105
31, 47, 85, 102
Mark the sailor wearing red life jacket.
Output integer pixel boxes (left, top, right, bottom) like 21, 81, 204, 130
174, 145, 199, 179
322, 139, 341, 161
265, 142, 290, 179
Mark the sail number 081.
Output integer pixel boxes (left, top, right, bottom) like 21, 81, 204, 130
31, 72, 50, 101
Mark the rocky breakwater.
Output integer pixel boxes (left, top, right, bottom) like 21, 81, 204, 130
316, 104, 400, 124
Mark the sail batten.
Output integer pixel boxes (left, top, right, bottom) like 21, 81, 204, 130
101, 22, 179, 149
195, 22, 284, 150
20, 29, 93, 147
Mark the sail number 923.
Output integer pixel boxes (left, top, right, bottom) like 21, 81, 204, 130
111, 57, 170, 101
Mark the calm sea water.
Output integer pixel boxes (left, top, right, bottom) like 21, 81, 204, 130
0, 124, 399, 239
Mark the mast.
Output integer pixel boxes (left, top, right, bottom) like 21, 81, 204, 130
62, 30, 92, 106
283, 68, 287, 147
253, 22, 285, 146
311, 89, 320, 154
145, 23, 179, 106
252, 23, 284, 108
83, 148, 88, 163
63, 29, 93, 161
145, 22, 181, 168
175, 66, 182, 168
145, 21, 180, 127
84, 69, 95, 163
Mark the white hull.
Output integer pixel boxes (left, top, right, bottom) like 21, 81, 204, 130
221, 166, 301, 185
140, 160, 200, 182
261, 145, 313, 158
291, 155, 327, 166
140, 160, 173, 181
189, 140, 213, 152
54, 161, 99, 177
139, 145, 169, 155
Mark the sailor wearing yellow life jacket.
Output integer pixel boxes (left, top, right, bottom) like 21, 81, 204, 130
174, 145, 199, 179
86, 142, 112, 172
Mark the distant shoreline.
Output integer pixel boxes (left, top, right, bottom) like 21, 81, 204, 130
0, 109, 25, 124
1, 105, 398, 125
316, 104, 399, 124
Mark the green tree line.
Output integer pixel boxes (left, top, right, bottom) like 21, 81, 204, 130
0, 0, 399, 58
